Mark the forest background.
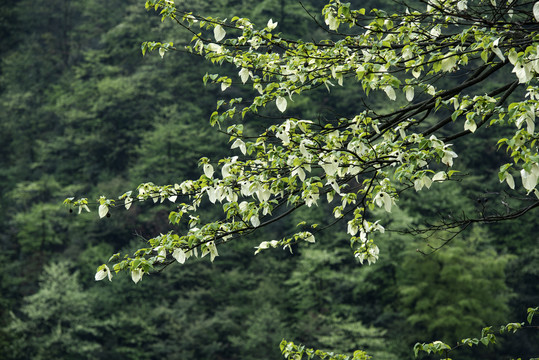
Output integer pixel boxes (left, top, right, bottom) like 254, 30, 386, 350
0, 0, 537, 359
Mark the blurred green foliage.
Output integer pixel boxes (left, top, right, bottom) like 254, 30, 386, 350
0, 0, 537, 359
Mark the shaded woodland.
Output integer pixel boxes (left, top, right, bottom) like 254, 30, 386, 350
0, 0, 537, 359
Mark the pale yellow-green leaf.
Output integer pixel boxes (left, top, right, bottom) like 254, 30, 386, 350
423, 175, 433, 189
491, 38, 505, 62
325, 13, 338, 31
502, 173, 515, 189
508, 49, 518, 65
441, 54, 457, 72
327, 192, 334, 203
526, 116, 535, 134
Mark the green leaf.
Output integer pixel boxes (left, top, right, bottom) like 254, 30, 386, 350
528, 307, 538, 324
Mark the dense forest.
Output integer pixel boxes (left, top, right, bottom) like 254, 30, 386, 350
0, 0, 537, 359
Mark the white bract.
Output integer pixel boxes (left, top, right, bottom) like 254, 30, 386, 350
231, 138, 247, 155
441, 147, 458, 167
432, 172, 447, 182
405, 87, 414, 102
384, 86, 396, 101
276, 96, 287, 112
374, 191, 393, 212
203, 163, 214, 178
95, 265, 112, 281
173, 248, 187, 264
521, 165, 539, 193
98, 204, 108, 218
131, 268, 143, 284
267, 19, 278, 30
239, 67, 250, 84
214, 25, 226, 42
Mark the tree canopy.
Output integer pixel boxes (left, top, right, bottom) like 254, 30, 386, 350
69, 0, 539, 280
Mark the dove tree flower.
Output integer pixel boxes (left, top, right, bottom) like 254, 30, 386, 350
65, 0, 539, 283
95, 265, 112, 282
